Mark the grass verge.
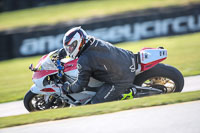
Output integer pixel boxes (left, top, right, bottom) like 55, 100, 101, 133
0, 0, 200, 30
116, 33, 200, 76
0, 32, 200, 103
0, 90, 200, 129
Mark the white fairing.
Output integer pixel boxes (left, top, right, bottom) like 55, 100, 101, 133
65, 69, 78, 78
32, 77, 46, 89
140, 48, 167, 64
31, 84, 62, 95
30, 84, 40, 94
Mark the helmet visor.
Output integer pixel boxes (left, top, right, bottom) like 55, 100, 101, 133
64, 40, 78, 54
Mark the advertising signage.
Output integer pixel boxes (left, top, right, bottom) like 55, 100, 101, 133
1, 4, 200, 59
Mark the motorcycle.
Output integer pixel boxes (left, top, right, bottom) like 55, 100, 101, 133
24, 47, 184, 112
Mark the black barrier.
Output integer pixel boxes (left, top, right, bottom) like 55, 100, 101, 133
1, 4, 200, 60
0, 0, 83, 12
0, 32, 12, 60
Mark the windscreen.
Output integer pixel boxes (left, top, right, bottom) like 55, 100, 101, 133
36, 51, 58, 70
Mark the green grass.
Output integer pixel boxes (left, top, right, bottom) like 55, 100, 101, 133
0, 90, 200, 129
116, 33, 200, 76
0, 32, 200, 103
0, 56, 40, 103
0, 0, 199, 30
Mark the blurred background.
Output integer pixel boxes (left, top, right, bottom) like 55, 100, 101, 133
0, 0, 200, 103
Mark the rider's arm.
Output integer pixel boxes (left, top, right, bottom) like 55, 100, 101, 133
69, 56, 92, 93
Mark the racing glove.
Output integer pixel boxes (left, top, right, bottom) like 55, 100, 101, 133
58, 48, 67, 60
62, 82, 72, 94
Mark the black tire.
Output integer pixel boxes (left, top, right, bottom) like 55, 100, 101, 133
24, 90, 68, 112
134, 63, 184, 92
23, 90, 38, 112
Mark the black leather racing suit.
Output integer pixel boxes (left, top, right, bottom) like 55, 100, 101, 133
60, 37, 136, 103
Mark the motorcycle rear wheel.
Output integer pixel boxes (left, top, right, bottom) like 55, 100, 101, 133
134, 63, 184, 93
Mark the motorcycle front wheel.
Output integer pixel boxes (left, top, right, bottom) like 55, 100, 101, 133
23, 90, 68, 112
134, 63, 184, 93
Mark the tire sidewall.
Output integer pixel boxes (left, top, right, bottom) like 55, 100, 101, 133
134, 63, 184, 92
23, 90, 37, 112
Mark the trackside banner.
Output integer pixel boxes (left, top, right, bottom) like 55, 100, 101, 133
0, 4, 200, 59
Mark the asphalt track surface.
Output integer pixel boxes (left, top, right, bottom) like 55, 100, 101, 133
0, 75, 199, 118
1, 100, 200, 133
0, 75, 200, 133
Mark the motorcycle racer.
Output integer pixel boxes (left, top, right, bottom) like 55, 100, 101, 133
59, 26, 136, 104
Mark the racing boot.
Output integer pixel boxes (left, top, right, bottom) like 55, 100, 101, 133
121, 87, 136, 100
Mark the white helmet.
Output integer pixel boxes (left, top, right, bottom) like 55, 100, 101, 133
63, 27, 89, 59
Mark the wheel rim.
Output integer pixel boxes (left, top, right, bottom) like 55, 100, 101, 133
29, 95, 46, 111
29, 95, 66, 111
141, 77, 176, 93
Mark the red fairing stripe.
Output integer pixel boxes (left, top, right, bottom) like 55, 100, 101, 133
140, 47, 156, 51
32, 59, 78, 79
33, 70, 57, 79
141, 58, 167, 71
41, 88, 55, 92
63, 59, 78, 72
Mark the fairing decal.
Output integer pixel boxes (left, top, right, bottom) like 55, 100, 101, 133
33, 70, 57, 79
141, 57, 166, 71
63, 59, 78, 72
